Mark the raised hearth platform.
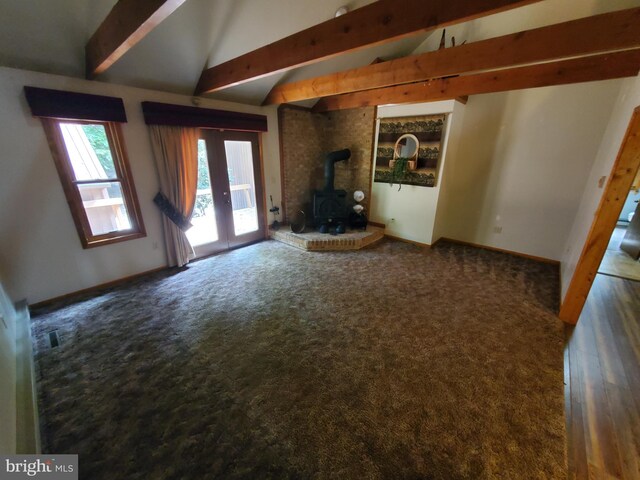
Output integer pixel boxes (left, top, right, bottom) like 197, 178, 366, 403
270, 226, 384, 251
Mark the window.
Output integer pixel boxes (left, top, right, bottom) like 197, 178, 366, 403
185, 139, 219, 247
41, 118, 145, 248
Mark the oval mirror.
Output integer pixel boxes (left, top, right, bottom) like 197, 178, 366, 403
394, 134, 419, 160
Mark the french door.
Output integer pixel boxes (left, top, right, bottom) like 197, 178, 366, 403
185, 130, 265, 257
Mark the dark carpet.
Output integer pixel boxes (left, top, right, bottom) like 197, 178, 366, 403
31, 239, 566, 479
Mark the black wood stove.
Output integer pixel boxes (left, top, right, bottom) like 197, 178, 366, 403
313, 149, 351, 232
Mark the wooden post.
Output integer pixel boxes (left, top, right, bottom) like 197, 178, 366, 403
559, 107, 640, 324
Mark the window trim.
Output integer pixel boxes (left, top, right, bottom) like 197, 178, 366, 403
41, 118, 146, 248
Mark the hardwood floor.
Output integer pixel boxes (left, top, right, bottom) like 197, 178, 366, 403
566, 273, 640, 479
600, 250, 640, 282
598, 226, 640, 282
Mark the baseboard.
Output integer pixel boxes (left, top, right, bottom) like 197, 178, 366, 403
15, 300, 40, 454
438, 237, 560, 265
29, 266, 168, 309
384, 233, 431, 248
368, 221, 386, 229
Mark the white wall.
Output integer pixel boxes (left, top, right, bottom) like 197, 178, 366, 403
14, 298, 40, 454
561, 74, 640, 299
0, 282, 41, 455
434, 81, 623, 261
369, 0, 632, 256
401, 0, 637, 263
432, 102, 466, 243
0, 278, 17, 454
0, 66, 281, 304
370, 100, 461, 245
369, 79, 622, 260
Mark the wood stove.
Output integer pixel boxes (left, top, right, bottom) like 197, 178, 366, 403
313, 149, 350, 232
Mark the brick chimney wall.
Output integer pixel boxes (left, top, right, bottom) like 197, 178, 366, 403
278, 105, 375, 223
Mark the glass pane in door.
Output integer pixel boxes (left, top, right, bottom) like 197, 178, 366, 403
224, 140, 259, 236
185, 139, 218, 246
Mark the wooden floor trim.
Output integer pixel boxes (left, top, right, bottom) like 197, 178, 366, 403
29, 266, 168, 309
31, 238, 271, 309
430, 237, 442, 249
367, 221, 386, 229
438, 237, 560, 265
384, 233, 431, 248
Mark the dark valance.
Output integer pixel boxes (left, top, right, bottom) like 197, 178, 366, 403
141, 101, 268, 132
24, 86, 127, 122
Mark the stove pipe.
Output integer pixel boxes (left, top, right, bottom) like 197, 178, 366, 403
323, 149, 351, 191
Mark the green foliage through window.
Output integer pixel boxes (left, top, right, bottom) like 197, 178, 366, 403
197, 140, 211, 190
82, 124, 116, 178
194, 140, 213, 218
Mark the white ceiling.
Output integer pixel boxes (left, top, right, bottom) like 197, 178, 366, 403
0, 0, 638, 106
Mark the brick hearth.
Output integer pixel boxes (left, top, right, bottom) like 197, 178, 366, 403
270, 226, 384, 251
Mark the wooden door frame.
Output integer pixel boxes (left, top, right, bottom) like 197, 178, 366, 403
211, 130, 266, 249
188, 132, 231, 259
559, 106, 640, 324
191, 130, 267, 258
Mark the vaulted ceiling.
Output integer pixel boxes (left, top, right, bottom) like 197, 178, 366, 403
0, 0, 638, 107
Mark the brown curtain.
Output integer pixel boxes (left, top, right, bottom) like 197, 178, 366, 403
149, 125, 199, 267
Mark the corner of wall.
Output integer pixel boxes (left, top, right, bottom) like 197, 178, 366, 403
560, 74, 640, 301
433, 101, 467, 243
279, 105, 376, 223
15, 300, 40, 454
430, 80, 625, 262
0, 278, 40, 455
261, 104, 283, 222
0, 280, 17, 454
371, 100, 458, 245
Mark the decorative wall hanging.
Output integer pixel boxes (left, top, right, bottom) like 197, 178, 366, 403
374, 114, 446, 188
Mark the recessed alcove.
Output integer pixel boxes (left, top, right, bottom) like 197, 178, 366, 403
277, 100, 466, 248
278, 105, 376, 223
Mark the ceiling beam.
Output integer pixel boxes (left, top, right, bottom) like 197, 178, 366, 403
312, 57, 384, 112
265, 7, 640, 105
313, 49, 640, 112
86, 0, 187, 79
312, 57, 468, 111
194, 0, 542, 95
